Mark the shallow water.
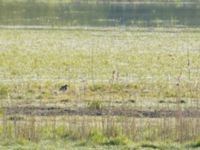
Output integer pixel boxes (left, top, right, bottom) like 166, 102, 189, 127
0, 0, 200, 27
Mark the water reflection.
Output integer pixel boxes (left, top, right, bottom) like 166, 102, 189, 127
0, 0, 200, 27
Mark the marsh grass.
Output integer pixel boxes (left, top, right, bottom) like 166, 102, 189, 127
1, 81, 200, 104
1, 114, 199, 148
1, 28, 200, 149
1, 29, 200, 103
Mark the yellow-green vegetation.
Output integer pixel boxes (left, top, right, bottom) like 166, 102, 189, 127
0, 116, 197, 149
0, 139, 186, 150
1, 28, 200, 102
1, 28, 200, 149
189, 139, 200, 148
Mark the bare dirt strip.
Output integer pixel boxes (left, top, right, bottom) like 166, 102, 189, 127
4, 106, 200, 118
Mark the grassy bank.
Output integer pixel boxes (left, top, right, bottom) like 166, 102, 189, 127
0, 28, 200, 101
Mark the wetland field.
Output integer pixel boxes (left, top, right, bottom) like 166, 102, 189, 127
0, 0, 200, 149
0, 28, 200, 149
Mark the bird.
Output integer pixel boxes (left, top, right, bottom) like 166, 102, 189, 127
59, 84, 68, 92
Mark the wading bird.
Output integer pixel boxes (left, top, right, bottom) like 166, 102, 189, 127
59, 84, 68, 91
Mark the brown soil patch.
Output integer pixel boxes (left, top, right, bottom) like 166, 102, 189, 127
4, 106, 200, 118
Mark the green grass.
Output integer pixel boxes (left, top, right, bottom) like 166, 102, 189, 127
1, 28, 200, 102
0, 137, 190, 150
1, 28, 200, 149
1, 29, 200, 80
188, 139, 200, 148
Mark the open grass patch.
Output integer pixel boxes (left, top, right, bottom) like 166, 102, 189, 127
1, 29, 200, 100
0, 28, 200, 149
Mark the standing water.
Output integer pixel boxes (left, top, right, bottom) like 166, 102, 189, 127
0, 0, 200, 27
